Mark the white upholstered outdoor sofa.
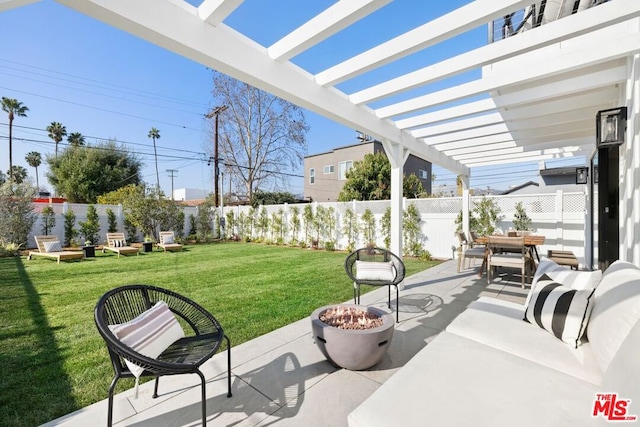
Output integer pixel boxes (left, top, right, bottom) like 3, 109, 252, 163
348, 259, 640, 426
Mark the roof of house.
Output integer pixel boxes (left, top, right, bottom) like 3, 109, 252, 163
501, 181, 539, 195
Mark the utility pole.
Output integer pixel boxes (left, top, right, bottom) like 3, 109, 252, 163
166, 169, 178, 200
205, 105, 228, 207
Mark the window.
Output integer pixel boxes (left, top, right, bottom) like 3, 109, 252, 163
323, 165, 334, 174
418, 169, 428, 180
309, 168, 315, 184
339, 161, 353, 180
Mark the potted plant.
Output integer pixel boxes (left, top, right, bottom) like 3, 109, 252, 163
142, 235, 154, 253
82, 240, 95, 258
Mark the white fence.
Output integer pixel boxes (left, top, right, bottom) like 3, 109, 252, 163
28, 191, 586, 263
220, 190, 586, 262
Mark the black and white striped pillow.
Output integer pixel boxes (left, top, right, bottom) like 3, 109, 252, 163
524, 274, 595, 348
110, 239, 126, 248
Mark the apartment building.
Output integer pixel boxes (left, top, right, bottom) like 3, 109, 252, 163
304, 138, 432, 202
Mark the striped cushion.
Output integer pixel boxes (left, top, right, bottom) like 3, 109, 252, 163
43, 240, 62, 253
356, 260, 396, 282
110, 239, 126, 248
109, 301, 185, 378
524, 274, 595, 348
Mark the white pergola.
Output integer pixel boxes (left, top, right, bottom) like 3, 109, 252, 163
3, 0, 640, 260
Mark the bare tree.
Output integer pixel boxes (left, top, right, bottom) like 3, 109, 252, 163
208, 72, 309, 199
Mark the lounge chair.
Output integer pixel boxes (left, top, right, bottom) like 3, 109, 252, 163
158, 231, 183, 252
27, 235, 84, 263
103, 232, 140, 257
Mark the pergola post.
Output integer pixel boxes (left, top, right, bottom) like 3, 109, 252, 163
461, 175, 470, 238
383, 141, 410, 260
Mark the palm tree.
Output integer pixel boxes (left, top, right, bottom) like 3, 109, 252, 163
148, 127, 161, 190
67, 132, 85, 147
1, 97, 29, 181
46, 121, 67, 157
25, 151, 42, 190
9, 165, 28, 184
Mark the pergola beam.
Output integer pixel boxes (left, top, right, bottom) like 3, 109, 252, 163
0, 0, 38, 12
350, 0, 640, 105
55, 0, 467, 175
268, 0, 391, 61
376, 26, 639, 119
197, 0, 244, 25
315, 0, 533, 86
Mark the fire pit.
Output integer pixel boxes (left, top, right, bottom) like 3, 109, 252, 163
311, 304, 394, 370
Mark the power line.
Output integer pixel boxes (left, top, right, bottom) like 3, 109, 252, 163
1, 123, 207, 158
0, 86, 203, 131
0, 59, 210, 110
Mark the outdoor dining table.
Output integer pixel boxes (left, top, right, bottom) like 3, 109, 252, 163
473, 234, 545, 277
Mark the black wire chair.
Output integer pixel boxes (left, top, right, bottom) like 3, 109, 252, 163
344, 247, 406, 322
94, 284, 232, 427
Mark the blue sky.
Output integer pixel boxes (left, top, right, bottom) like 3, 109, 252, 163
0, 1, 584, 197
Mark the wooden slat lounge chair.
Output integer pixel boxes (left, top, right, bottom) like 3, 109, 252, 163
103, 233, 140, 257
158, 231, 183, 252
28, 235, 84, 264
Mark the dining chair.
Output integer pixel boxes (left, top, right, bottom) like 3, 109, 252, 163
487, 236, 528, 288
457, 232, 486, 273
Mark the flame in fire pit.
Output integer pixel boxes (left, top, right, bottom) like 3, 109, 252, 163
319, 306, 384, 330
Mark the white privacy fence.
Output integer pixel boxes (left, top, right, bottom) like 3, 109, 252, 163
28, 191, 586, 262
29, 203, 198, 246
219, 190, 586, 261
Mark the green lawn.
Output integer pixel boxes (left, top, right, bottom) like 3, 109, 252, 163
0, 242, 439, 426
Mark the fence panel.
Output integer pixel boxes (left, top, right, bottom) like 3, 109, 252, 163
26, 192, 587, 260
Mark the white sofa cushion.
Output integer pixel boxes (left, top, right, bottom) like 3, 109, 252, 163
600, 318, 640, 420
348, 332, 599, 427
588, 260, 640, 373
446, 297, 602, 385
524, 274, 595, 348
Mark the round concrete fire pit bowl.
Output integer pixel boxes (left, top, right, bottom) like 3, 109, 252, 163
311, 304, 394, 370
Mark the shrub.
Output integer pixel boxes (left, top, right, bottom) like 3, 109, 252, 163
40, 206, 56, 236
124, 215, 137, 242
0, 242, 21, 257
361, 208, 376, 246
289, 206, 300, 244
188, 213, 197, 237
341, 208, 358, 252
63, 209, 77, 247
473, 197, 503, 236
0, 181, 37, 249
195, 198, 214, 241
403, 203, 424, 257
381, 207, 391, 249
78, 205, 100, 245
106, 208, 118, 233
513, 202, 532, 231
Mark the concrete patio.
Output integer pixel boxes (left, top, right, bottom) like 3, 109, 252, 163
44, 258, 530, 427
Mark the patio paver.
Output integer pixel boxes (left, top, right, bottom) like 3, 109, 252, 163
42, 259, 528, 427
